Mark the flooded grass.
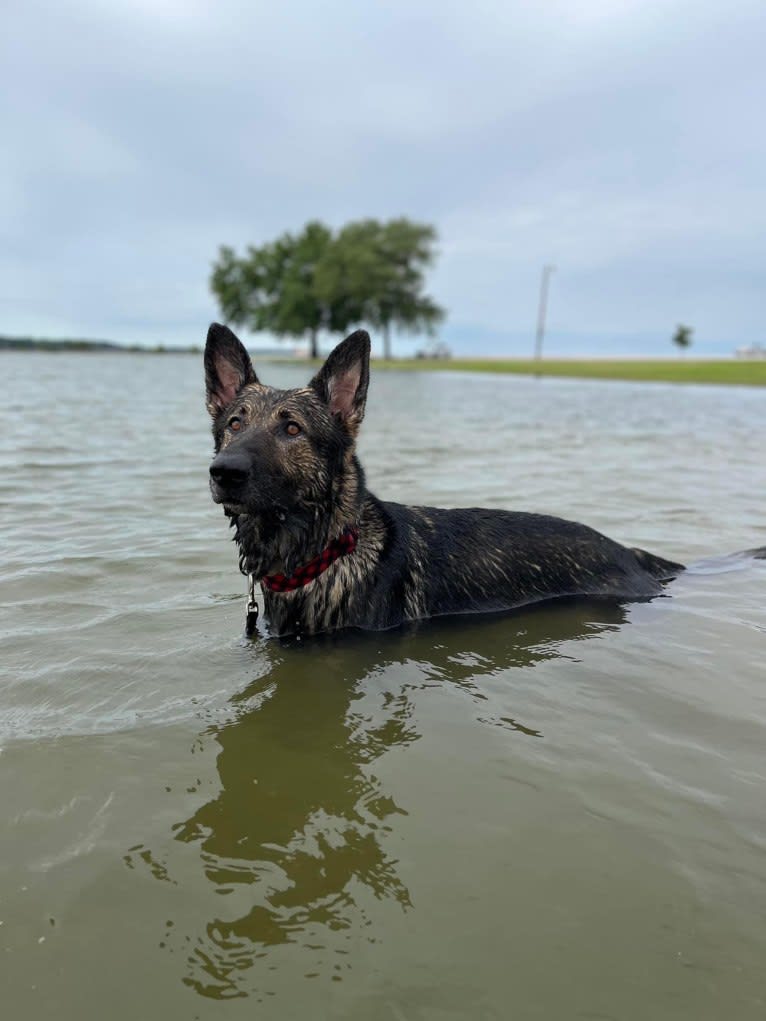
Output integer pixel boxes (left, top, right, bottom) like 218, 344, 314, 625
377, 357, 766, 385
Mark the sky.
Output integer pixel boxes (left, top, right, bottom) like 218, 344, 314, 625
3, 0, 765, 356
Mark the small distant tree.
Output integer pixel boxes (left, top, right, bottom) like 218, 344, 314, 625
672, 324, 693, 355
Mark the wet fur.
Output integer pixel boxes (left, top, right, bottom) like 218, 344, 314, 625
205, 323, 685, 637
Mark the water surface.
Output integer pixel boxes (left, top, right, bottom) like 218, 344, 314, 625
1, 352, 764, 1019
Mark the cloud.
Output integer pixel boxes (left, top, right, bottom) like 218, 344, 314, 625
2, 0, 765, 353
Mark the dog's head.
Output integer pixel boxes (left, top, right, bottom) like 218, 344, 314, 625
204, 323, 370, 517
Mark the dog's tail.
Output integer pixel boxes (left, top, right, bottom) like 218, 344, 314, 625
686, 545, 766, 573
630, 548, 685, 581
635, 545, 766, 580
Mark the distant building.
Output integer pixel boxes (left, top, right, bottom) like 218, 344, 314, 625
735, 343, 766, 359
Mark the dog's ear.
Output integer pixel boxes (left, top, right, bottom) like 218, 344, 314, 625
204, 323, 258, 415
310, 330, 371, 433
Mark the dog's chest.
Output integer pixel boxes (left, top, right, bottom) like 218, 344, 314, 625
262, 566, 359, 636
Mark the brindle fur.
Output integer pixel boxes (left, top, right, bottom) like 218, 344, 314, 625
204, 323, 685, 637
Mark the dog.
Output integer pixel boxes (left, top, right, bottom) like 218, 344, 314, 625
205, 322, 686, 637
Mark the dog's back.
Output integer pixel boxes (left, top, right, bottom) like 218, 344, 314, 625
349, 499, 683, 629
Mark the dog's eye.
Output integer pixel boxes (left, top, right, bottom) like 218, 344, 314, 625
285, 421, 302, 437
228, 416, 242, 432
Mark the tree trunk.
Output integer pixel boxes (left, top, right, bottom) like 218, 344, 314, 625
383, 322, 392, 360
309, 327, 319, 360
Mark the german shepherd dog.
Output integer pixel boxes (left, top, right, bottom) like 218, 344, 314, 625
204, 322, 692, 638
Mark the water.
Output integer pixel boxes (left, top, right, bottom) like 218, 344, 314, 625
1, 351, 765, 1019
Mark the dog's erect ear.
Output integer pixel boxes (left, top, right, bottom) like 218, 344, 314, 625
204, 323, 258, 416
310, 330, 371, 433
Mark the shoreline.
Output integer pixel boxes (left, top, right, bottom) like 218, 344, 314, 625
4, 342, 765, 385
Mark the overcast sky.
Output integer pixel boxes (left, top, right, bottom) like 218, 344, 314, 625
3, 0, 764, 355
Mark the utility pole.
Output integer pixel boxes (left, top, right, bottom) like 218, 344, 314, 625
533, 264, 555, 366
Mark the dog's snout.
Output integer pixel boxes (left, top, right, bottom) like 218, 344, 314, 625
210, 453, 250, 487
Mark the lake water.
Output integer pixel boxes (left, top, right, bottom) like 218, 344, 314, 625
1, 351, 765, 1019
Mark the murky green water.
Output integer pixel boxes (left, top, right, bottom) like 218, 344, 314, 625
1, 352, 765, 1019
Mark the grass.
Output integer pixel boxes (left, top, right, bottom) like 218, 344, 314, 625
370, 358, 766, 386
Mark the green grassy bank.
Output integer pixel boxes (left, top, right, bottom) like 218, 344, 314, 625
370, 358, 766, 386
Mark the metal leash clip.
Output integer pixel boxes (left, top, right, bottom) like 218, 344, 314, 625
245, 573, 259, 637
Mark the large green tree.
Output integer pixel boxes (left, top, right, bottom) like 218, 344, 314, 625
314, 218, 444, 359
210, 221, 334, 359
210, 218, 444, 359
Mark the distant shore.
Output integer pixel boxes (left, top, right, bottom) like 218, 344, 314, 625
0, 337, 200, 354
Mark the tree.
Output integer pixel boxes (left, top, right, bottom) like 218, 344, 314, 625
374, 218, 444, 360
672, 324, 693, 355
210, 218, 445, 360
210, 222, 335, 359
314, 218, 444, 359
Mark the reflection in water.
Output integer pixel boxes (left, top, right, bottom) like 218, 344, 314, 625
173, 651, 415, 999
130, 600, 628, 999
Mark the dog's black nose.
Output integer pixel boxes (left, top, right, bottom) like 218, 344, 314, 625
209, 452, 250, 487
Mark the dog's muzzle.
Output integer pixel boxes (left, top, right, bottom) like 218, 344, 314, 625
209, 451, 250, 503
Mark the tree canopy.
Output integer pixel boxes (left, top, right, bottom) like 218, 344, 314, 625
210, 218, 444, 358
672, 324, 693, 354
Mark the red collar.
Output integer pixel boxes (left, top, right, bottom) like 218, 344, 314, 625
262, 527, 359, 593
